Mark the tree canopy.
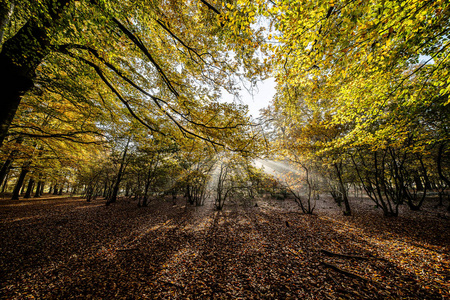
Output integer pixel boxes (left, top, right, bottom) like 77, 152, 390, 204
0, 0, 449, 215
0, 0, 267, 150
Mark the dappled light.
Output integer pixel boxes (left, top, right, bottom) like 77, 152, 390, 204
1, 196, 448, 298
1, 0, 449, 298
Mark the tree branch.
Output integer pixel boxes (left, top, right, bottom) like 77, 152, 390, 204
60, 49, 164, 135
112, 17, 179, 98
199, 0, 220, 14
155, 19, 207, 63
60, 44, 251, 131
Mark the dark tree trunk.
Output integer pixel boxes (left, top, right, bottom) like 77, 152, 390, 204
109, 183, 120, 204
53, 184, 58, 195
0, 132, 22, 189
186, 185, 194, 205
34, 181, 42, 197
414, 175, 424, 191
125, 183, 130, 197
437, 143, 450, 187
20, 180, 27, 195
0, 158, 13, 188
424, 180, 432, 190
334, 163, 351, 216
1, 172, 9, 194
0, 24, 45, 146
142, 165, 156, 207
58, 187, 63, 195
0, 61, 32, 146
24, 178, 34, 198
48, 185, 53, 194
40, 182, 45, 195
102, 178, 109, 198
172, 188, 177, 205
107, 137, 130, 205
11, 166, 29, 200
0, 0, 70, 146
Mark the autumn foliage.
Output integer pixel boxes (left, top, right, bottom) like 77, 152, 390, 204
0, 0, 450, 298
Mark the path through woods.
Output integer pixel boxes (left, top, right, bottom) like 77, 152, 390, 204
0, 195, 449, 299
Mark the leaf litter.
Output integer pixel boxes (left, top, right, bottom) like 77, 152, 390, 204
0, 195, 448, 299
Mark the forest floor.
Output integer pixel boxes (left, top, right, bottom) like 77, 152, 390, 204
0, 194, 449, 299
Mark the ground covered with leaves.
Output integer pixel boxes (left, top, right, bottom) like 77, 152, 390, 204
1, 195, 449, 299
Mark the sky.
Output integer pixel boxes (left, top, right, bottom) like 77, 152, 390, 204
221, 78, 277, 119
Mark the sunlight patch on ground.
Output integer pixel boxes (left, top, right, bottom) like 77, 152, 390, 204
1, 216, 41, 223
157, 247, 200, 292
2, 201, 73, 207
183, 216, 214, 232
237, 218, 252, 226
163, 248, 199, 270
320, 215, 449, 290
1, 202, 46, 207
75, 204, 104, 209
114, 219, 174, 251
0, 197, 82, 207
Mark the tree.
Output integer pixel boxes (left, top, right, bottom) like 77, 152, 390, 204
106, 136, 131, 205
0, 0, 265, 151
0, 0, 71, 144
257, 0, 450, 216
212, 152, 262, 210
179, 143, 216, 207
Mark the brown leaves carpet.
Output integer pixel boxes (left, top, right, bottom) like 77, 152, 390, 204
1, 195, 449, 299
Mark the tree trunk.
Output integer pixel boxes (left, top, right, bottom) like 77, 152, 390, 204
24, 178, 34, 198
71, 185, 77, 195
0, 0, 70, 146
186, 185, 194, 205
125, 183, 130, 197
40, 182, 45, 195
437, 143, 450, 187
1, 172, 9, 194
0, 26, 43, 146
11, 165, 29, 200
102, 178, 108, 198
334, 163, 351, 216
0, 158, 13, 187
109, 182, 120, 204
0, 0, 14, 45
20, 180, 27, 195
34, 181, 42, 197
414, 175, 424, 191
107, 137, 130, 204
142, 163, 157, 207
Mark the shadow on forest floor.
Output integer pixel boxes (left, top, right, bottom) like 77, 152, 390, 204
0, 195, 448, 299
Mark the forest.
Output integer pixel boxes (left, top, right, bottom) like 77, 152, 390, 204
0, 0, 449, 299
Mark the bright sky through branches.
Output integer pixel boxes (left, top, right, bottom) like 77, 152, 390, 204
221, 78, 276, 118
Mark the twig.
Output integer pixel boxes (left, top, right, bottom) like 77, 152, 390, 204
320, 249, 371, 260
321, 261, 369, 282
